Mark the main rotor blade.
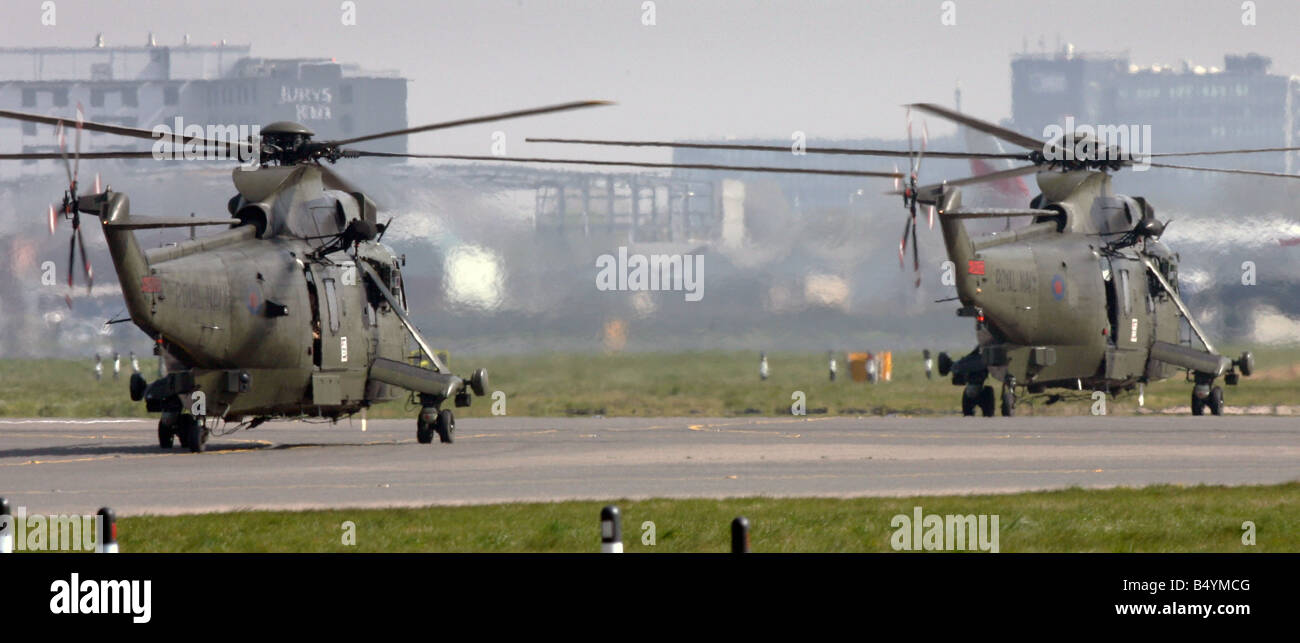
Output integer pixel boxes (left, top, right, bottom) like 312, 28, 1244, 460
348, 151, 904, 179
330, 100, 612, 147
1146, 162, 1300, 179
524, 137, 1024, 160
56, 121, 73, 187
73, 103, 84, 185
888, 164, 1042, 199
1147, 146, 1300, 158
908, 103, 1046, 152
0, 108, 253, 152
0, 151, 170, 160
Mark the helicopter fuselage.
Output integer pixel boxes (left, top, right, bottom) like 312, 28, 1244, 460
935, 170, 1247, 412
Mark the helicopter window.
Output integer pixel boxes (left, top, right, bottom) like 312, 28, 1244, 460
324, 278, 341, 334
1099, 257, 1112, 281
1119, 269, 1132, 315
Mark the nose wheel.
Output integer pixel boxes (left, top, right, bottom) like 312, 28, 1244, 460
417, 407, 455, 444
1192, 386, 1224, 416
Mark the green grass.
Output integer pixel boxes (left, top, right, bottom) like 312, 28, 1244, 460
3, 346, 1297, 418
111, 483, 1300, 552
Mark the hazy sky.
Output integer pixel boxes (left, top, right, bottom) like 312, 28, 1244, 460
6, 0, 1300, 156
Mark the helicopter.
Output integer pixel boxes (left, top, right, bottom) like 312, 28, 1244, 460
0, 101, 904, 451
521, 102, 1300, 417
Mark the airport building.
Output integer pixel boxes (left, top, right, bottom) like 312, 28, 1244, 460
1011, 48, 1300, 174
0, 34, 408, 180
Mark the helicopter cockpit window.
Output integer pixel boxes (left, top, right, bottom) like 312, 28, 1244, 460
323, 278, 340, 334
1099, 256, 1112, 281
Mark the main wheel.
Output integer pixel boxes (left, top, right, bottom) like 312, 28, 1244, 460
179, 415, 205, 453
979, 386, 996, 417
435, 409, 455, 444
1208, 386, 1225, 416
416, 417, 434, 444
961, 387, 977, 416
157, 418, 175, 449
1191, 390, 1205, 416
1001, 387, 1015, 417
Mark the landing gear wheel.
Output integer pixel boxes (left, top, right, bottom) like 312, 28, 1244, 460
978, 385, 996, 417
1207, 386, 1225, 416
435, 409, 455, 444
179, 415, 206, 453
1001, 387, 1015, 417
157, 419, 175, 449
961, 387, 977, 416
1191, 391, 1205, 416
416, 417, 434, 444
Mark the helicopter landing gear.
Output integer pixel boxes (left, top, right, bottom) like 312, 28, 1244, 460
962, 382, 997, 417
1207, 386, 1225, 416
435, 409, 455, 444
1191, 373, 1226, 417
979, 386, 995, 417
417, 401, 455, 445
416, 415, 434, 444
1000, 375, 1016, 417
157, 412, 177, 449
176, 414, 207, 453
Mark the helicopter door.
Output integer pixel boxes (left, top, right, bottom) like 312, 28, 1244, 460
311, 266, 350, 372
1104, 259, 1149, 380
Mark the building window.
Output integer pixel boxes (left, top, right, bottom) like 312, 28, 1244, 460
22, 122, 36, 135
22, 89, 36, 107
164, 86, 179, 105
122, 87, 138, 107
91, 89, 105, 107
53, 88, 69, 107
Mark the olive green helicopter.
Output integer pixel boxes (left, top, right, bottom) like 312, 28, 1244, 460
525, 102, 1300, 416
0, 101, 903, 451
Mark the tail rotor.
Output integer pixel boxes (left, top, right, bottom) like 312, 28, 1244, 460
50, 103, 95, 306
898, 109, 927, 288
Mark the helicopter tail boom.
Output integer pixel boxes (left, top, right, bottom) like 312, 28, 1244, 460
75, 191, 154, 333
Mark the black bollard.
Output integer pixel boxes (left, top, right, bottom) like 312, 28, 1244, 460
600, 505, 623, 553
731, 516, 750, 553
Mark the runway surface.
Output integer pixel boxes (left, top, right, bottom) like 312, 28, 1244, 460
1, 415, 1296, 515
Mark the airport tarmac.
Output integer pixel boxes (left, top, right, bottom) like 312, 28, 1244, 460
0, 415, 1296, 515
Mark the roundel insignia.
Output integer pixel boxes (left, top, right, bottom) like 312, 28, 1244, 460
1051, 275, 1066, 301
247, 287, 262, 314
